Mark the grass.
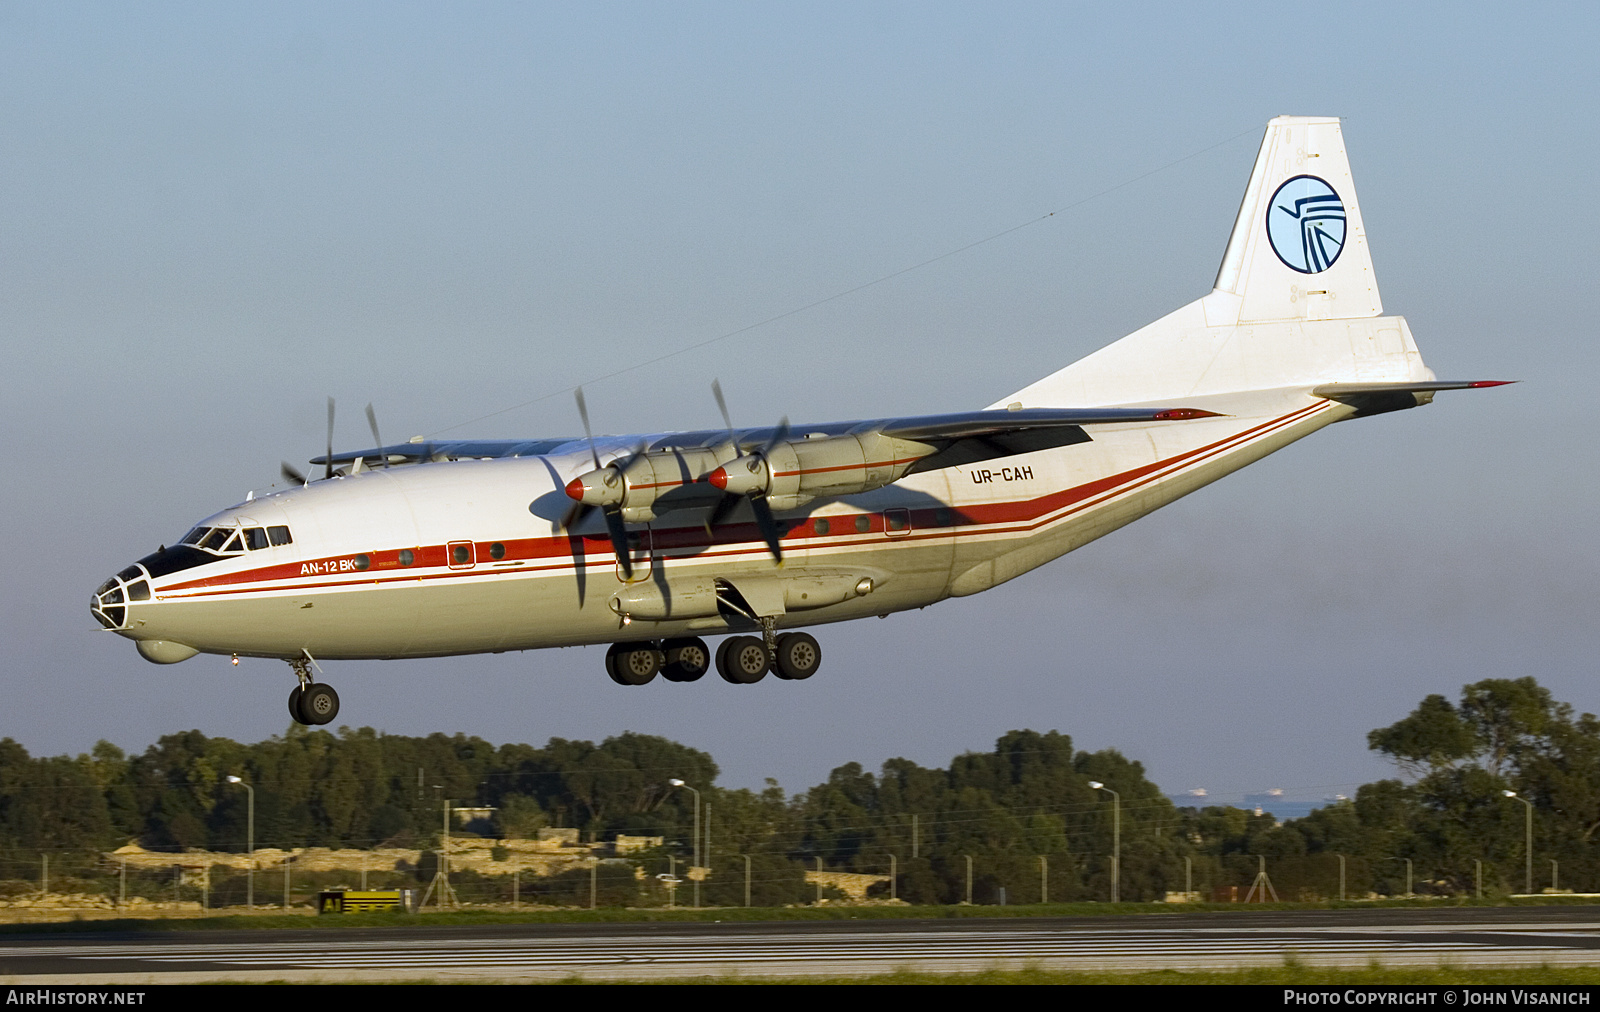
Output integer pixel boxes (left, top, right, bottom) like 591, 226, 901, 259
3, 895, 1599, 935
200, 964, 1600, 985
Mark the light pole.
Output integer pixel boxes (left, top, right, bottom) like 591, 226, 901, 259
669, 779, 702, 908
225, 775, 254, 910
1088, 781, 1120, 903
1384, 856, 1413, 898
1504, 790, 1533, 894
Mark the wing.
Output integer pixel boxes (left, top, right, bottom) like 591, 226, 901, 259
314, 437, 581, 466
311, 405, 1221, 469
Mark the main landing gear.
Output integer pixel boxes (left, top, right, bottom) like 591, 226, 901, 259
604, 630, 822, 685
286, 656, 340, 726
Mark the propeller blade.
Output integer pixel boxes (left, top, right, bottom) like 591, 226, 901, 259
574, 387, 601, 470
603, 509, 633, 579
704, 492, 742, 537
749, 496, 784, 564
561, 500, 593, 531
762, 416, 790, 457
365, 402, 383, 465
712, 378, 735, 446
613, 439, 650, 476
281, 461, 307, 487
325, 397, 336, 480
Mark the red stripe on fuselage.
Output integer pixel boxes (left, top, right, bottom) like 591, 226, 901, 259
160, 404, 1327, 601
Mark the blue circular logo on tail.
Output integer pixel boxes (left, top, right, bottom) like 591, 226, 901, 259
1266, 175, 1346, 274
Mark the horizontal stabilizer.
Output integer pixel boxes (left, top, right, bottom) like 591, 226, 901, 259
1312, 380, 1514, 397
1312, 379, 1514, 418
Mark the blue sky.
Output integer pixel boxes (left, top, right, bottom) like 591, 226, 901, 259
2, 2, 1594, 801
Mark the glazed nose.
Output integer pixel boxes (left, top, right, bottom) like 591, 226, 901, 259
90, 566, 151, 630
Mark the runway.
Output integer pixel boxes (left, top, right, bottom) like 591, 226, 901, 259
5, 908, 1600, 983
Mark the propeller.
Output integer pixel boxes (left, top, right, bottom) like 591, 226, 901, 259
324, 397, 336, 480
560, 387, 643, 578
364, 402, 384, 467
712, 378, 736, 450
279, 396, 335, 486
703, 381, 788, 564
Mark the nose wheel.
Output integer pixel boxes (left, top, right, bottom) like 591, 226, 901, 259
287, 657, 340, 725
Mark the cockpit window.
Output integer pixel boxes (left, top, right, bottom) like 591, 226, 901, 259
175, 523, 289, 554
198, 528, 232, 552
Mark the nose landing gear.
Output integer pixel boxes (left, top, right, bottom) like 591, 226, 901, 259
286, 655, 340, 726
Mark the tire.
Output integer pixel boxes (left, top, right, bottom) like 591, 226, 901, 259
604, 643, 629, 685
609, 642, 661, 685
299, 683, 340, 725
773, 632, 821, 680
288, 686, 307, 725
661, 637, 710, 682
717, 635, 769, 684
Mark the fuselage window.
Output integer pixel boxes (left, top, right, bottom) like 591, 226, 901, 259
452, 544, 471, 565
244, 528, 269, 551
399, 549, 415, 567
353, 554, 371, 571
814, 517, 831, 536
854, 515, 871, 533
489, 542, 505, 560
268, 526, 292, 546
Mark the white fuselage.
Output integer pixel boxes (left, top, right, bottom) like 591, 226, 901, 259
98, 387, 1348, 662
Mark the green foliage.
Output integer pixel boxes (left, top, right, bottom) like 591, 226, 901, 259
1241, 676, 1600, 900
10, 677, 1599, 909
493, 795, 547, 839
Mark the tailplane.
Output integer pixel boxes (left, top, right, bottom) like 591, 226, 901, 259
1002, 116, 1437, 409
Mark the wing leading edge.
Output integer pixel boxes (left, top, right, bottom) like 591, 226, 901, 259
312, 405, 1224, 468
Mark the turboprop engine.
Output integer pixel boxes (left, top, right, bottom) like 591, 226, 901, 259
563, 431, 937, 524
564, 446, 729, 523
707, 431, 936, 511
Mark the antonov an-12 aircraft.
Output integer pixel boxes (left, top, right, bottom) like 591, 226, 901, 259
93, 117, 1505, 726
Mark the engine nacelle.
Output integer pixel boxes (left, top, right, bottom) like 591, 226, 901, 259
565, 446, 729, 521
566, 431, 935, 523
707, 432, 934, 508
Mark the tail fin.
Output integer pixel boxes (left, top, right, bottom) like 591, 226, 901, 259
1210, 115, 1381, 324
1001, 116, 1433, 409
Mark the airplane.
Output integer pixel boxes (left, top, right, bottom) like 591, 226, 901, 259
91, 116, 1507, 727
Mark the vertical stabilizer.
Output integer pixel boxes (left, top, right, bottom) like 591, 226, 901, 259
1208, 116, 1382, 326
999, 116, 1430, 410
